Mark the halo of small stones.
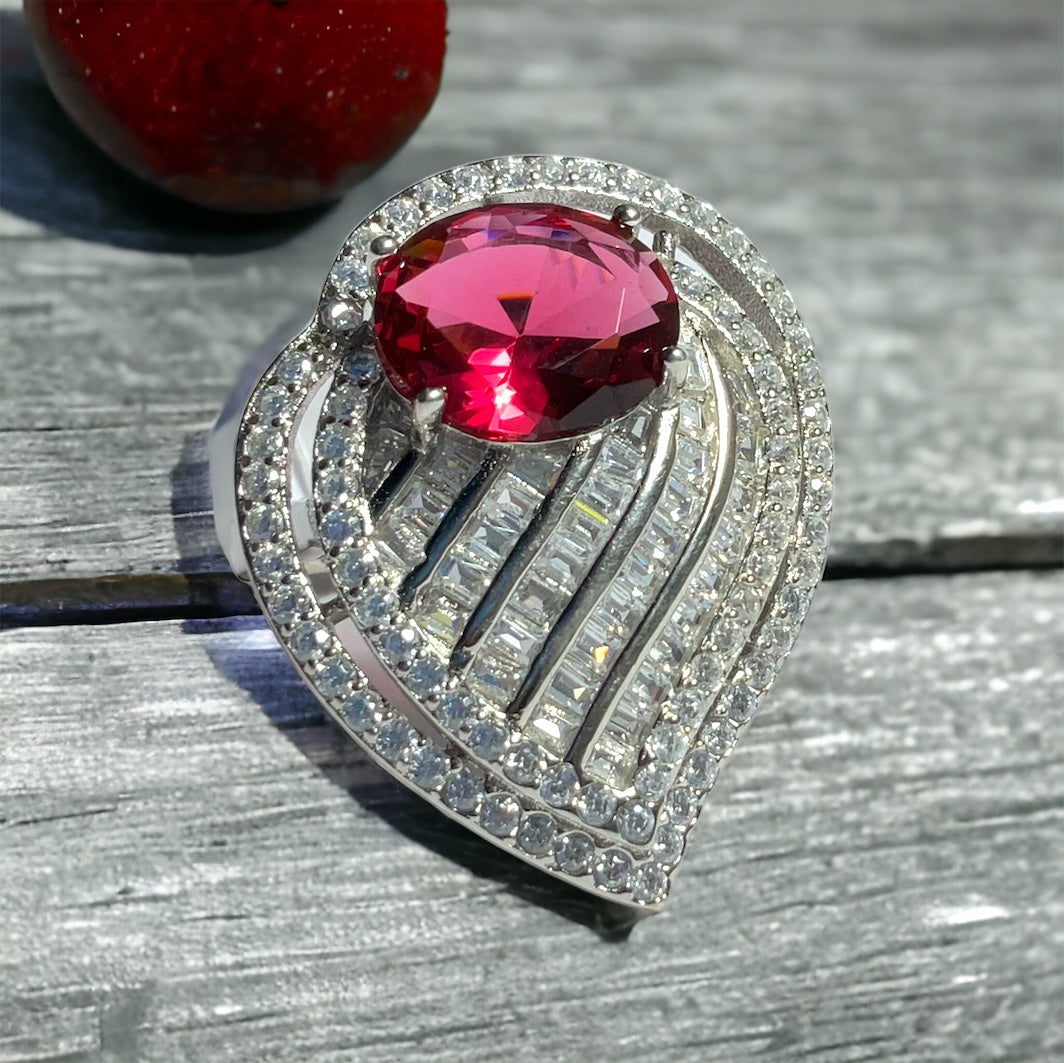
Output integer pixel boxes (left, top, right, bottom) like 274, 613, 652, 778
235, 156, 831, 909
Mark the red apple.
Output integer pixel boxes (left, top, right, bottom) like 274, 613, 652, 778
24, 0, 447, 212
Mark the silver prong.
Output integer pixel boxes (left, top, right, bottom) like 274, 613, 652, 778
653, 229, 677, 263
612, 203, 644, 230
662, 346, 691, 399
370, 234, 399, 257
412, 386, 446, 452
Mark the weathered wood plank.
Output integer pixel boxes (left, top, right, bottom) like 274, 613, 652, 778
1, 0, 1061, 609
2, 571, 1062, 1062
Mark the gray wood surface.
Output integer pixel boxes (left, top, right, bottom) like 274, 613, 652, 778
1, 0, 1061, 618
2, 1, 1062, 1061
3, 572, 1062, 1062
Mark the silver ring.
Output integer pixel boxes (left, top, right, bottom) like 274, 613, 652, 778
209, 155, 833, 910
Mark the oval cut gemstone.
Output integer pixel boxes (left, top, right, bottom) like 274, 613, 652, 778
373, 203, 680, 443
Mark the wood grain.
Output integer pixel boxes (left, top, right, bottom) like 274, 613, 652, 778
1, 0, 1061, 616
2, 571, 1062, 1062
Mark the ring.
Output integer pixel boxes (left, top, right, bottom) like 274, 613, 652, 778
209, 155, 833, 910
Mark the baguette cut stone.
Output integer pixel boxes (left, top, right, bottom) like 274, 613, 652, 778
373, 204, 679, 442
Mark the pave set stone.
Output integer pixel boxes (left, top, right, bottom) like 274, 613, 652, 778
233, 156, 833, 908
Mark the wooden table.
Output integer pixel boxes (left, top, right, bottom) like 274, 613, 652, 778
2, 2, 1061, 1060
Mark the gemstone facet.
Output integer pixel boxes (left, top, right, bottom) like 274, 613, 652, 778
373, 204, 679, 442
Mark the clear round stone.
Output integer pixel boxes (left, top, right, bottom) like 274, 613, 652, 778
290, 621, 326, 662
241, 463, 277, 501
517, 812, 556, 857
244, 425, 282, 461
275, 350, 312, 386
376, 719, 415, 763
744, 653, 775, 692
245, 503, 281, 544
332, 256, 370, 294
443, 769, 483, 814
653, 825, 685, 866
317, 423, 349, 461
339, 689, 380, 733
806, 435, 834, 473
379, 626, 418, 666
418, 176, 455, 210
788, 552, 822, 589
614, 166, 646, 199
320, 508, 362, 545
683, 748, 720, 791
703, 719, 738, 758
253, 384, 288, 420
452, 166, 489, 198
554, 831, 595, 875
539, 762, 580, 808
354, 588, 397, 628
407, 657, 446, 697
468, 721, 508, 761
593, 848, 633, 892
575, 783, 618, 828
335, 549, 376, 589
615, 801, 656, 845
437, 690, 476, 730
690, 201, 719, 232
318, 657, 355, 698
536, 156, 567, 184
410, 746, 449, 790
666, 786, 698, 827
808, 476, 833, 514
382, 196, 421, 233
778, 584, 809, 621
726, 684, 758, 725
693, 653, 725, 690
266, 584, 306, 626
759, 620, 795, 658
480, 793, 521, 838
323, 299, 362, 331
672, 687, 706, 728
341, 348, 379, 386
252, 547, 287, 584
631, 862, 670, 905
634, 762, 670, 803
649, 183, 682, 214
503, 742, 541, 786
493, 156, 529, 188
316, 467, 348, 503
767, 434, 799, 469
717, 225, 748, 258
326, 307, 365, 339
647, 724, 687, 765
568, 158, 604, 187
797, 355, 824, 393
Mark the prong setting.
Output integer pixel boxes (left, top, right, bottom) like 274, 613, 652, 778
662, 346, 691, 400
653, 229, 678, 263
370, 234, 399, 258
412, 386, 446, 453
612, 203, 644, 231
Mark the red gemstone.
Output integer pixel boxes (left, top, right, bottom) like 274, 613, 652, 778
373, 204, 680, 442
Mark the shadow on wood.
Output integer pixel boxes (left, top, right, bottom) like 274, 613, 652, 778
196, 613, 642, 941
